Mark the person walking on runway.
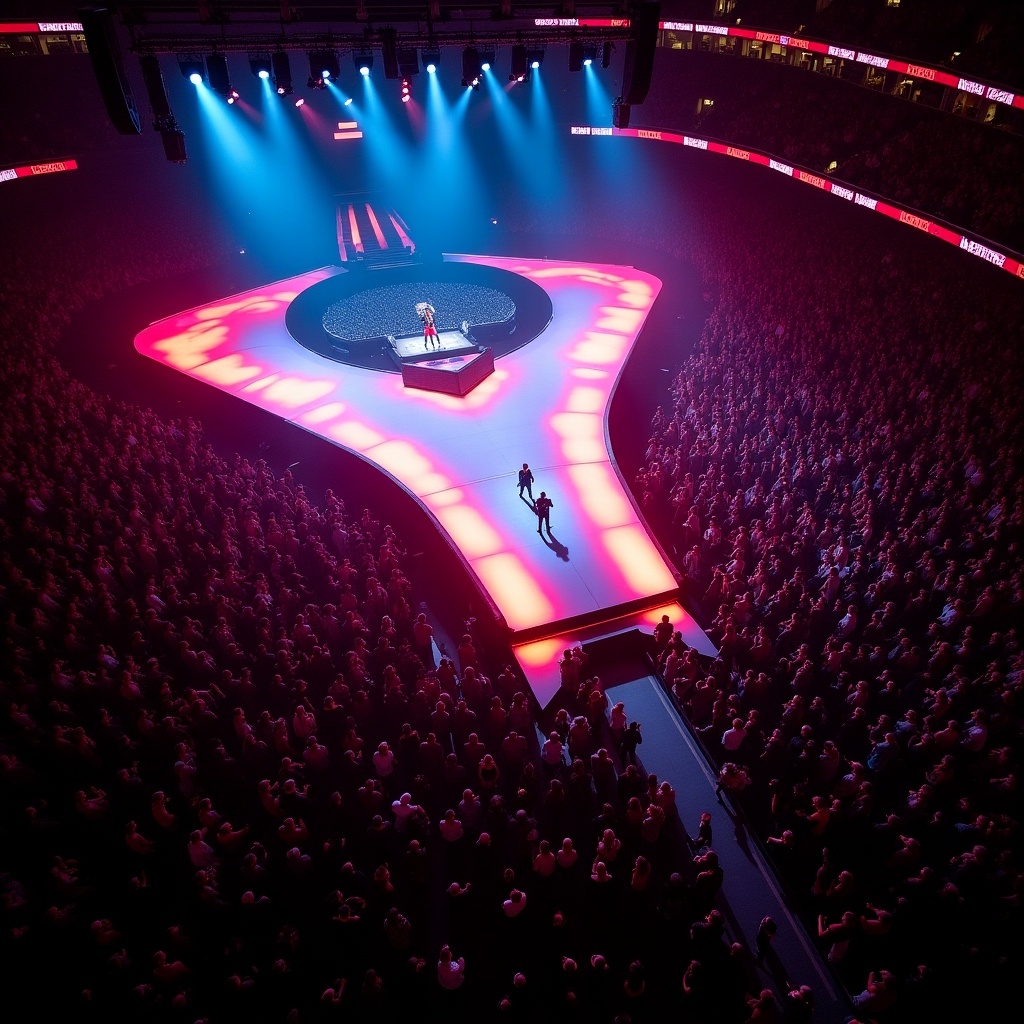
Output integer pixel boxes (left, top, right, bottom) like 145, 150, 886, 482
535, 491, 553, 535
518, 463, 535, 500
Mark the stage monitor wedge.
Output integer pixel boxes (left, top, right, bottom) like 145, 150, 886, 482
620, 1, 660, 106
80, 6, 142, 135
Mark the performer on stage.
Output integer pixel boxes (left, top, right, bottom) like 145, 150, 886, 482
416, 301, 439, 350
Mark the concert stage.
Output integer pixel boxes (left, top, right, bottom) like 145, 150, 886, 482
134, 254, 715, 687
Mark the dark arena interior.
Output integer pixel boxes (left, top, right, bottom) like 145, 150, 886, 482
1, 2, 1023, 1022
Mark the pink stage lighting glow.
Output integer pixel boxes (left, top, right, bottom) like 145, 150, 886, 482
134, 257, 679, 637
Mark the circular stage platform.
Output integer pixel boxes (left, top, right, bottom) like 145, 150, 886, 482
322, 280, 516, 343
286, 258, 553, 373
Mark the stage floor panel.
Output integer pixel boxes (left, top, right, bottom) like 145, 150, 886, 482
392, 330, 473, 359
134, 255, 704, 640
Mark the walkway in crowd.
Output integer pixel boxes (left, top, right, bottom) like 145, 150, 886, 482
609, 670, 849, 1023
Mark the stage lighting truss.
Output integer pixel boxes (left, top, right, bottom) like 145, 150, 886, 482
354, 49, 374, 76
249, 52, 272, 79
272, 50, 293, 94
206, 52, 233, 98
177, 53, 205, 83
401, 76, 411, 102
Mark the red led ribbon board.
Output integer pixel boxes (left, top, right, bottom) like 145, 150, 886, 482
571, 126, 1024, 280
0, 159, 79, 184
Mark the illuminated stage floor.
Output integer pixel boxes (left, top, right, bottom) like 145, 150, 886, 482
134, 255, 715, 654
391, 329, 472, 359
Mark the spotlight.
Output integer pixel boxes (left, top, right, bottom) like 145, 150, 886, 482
426, 62, 437, 74
272, 51, 292, 94
527, 48, 544, 70
295, 97, 305, 107
582, 46, 597, 67
309, 49, 340, 85
344, 96, 353, 106
479, 48, 495, 72
422, 48, 440, 74
354, 49, 373, 76
401, 76, 411, 102
249, 52, 272, 79
206, 52, 232, 98
461, 46, 480, 87
227, 95, 236, 104
177, 54, 205, 83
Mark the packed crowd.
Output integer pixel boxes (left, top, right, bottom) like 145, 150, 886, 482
631, 184, 1024, 1018
648, 52, 1024, 253
1, 184, 805, 1022
4, 65, 1023, 1021
0, 56, 123, 166
322, 280, 516, 341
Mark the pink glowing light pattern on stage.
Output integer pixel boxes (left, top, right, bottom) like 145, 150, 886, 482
134, 256, 679, 634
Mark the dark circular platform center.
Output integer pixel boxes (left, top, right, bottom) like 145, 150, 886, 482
322, 281, 515, 343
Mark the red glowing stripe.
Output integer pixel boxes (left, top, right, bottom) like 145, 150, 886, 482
389, 213, 414, 250
347, 204, 363, 252
364, 203, 388, 249
2, 159, 78, 184
0, 22, 40, 32
533, 17, 629, 27
336, 208, 347, 262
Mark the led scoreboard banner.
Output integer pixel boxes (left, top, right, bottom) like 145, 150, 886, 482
569, 126, 1024, 280
0, 159, 79, 184
0, 21, 83, 32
